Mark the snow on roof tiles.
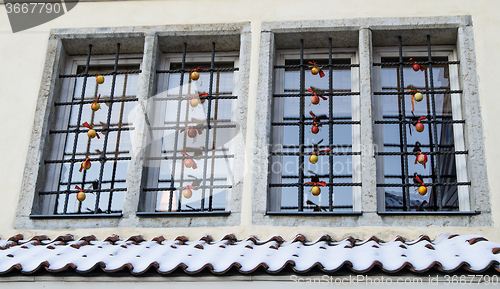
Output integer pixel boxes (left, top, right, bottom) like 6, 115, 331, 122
0, 233, 498, 275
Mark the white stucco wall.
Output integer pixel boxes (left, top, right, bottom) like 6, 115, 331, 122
0, 0, 499, 242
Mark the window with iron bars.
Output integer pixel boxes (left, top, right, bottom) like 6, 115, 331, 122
139, 43, 239, 214
374, 35, 470, 213
268, 39, 362, 214
36, 44, 141, 216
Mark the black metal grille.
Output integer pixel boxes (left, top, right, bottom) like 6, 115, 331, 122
269, 38, 361, 213
374, 35, 469, 212
39, 44, 141, 216
141, 42, 239, 213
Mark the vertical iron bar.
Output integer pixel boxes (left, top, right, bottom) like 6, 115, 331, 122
424, 69, 437, 209
95, 43, 120, 214
169, 43, 187, 212
209, 72, 220, 211
108, 74, 128, 213
63, 44, 92, 214
398, 36, 410, 211
201, 42, 216, 212
328, 38, 334, 212
298, 39, 305, 212
427, 35, 442, 211
177, 68, 192, 212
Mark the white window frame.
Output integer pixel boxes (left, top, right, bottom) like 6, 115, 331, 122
373, 46, 470, 212
270, 48, 362, 212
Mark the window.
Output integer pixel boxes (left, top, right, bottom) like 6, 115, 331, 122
17, 23, 250, 228
139, 49, 240, 214
373, 35, 470, 213
268, 40, 361, 213
36, 44, 142, 216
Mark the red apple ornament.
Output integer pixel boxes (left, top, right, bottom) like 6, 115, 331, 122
75, 185, 87, 202
415, 116, 426, 133
79, 157, 91, 172
409, 58, 425, 72
309, 111, 323, 134
82, 122, 100, 139
413, 174, 430, 196
181, 151, 198, 169
308, 88, 327, 105
96, 73, 105, 84
415, 151, 428, 169
91, 94, 101, 111
308, 61, 325, 78
183, 185, 194, 199
190, 66, 202, 81
309, 139, 330, 164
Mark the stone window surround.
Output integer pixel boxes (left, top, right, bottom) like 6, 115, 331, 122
252, 16, 492, 227
15, 22, 251, 229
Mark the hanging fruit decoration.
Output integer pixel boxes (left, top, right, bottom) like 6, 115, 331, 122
415, 151, 428, 169
181, 126, 203, 138
306, 172, 327, 196
190, 66, 202, 81
91, 94, 101, 111
79, 157, 91, 172
75, 185, 88, 202
181, 151, 198, 169
409, 58, 425, 72
407, 90, 423, 112
186, 93, 208, 107
308, 88, 327, 105
413, 173, 430, 196
309, 111, 324, 134
308, 61, 325, 78
415, 116, 426, 133
82, 122, 100, 139
183, 185, 194, 199
96, 73, 105, 84
309, 139, 331, 164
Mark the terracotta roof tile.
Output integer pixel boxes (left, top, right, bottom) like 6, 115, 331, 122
0, 233, 498, 275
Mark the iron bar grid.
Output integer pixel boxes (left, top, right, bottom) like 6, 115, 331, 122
148, 42, 237, 213
269, 39, 361, 213
375, 35, 468, 213
48, 43, 136, 216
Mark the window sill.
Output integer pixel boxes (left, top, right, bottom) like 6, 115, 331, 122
377, 211, 480, 216
136, 211, 231, 217
266, 211, 362, 216
29, 213, 123, 219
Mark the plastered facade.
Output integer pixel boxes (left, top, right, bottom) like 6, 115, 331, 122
0, 0, 499, 243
